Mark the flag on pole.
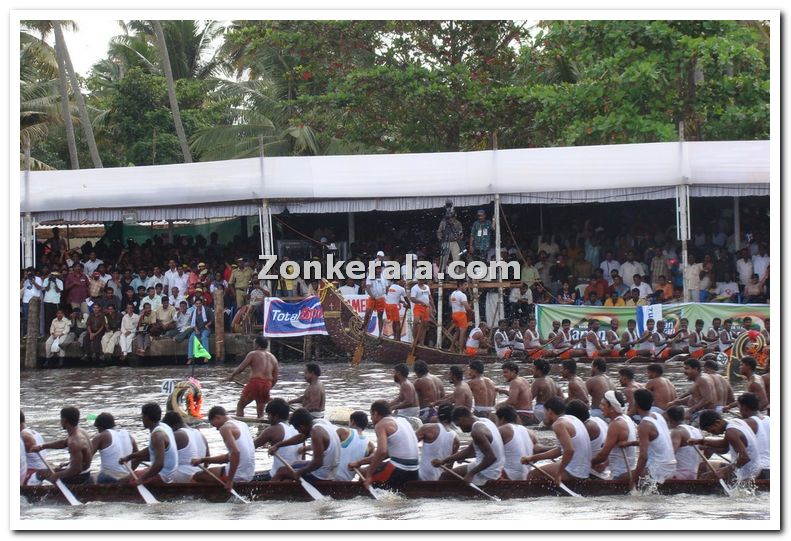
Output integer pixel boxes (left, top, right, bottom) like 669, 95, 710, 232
192, 336, 212, 360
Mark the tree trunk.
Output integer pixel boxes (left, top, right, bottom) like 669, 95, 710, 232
53, 30, 79, 169
213, 286, 225, 363
25, 297, 41, 369
54, 23, 103, 168
152, 20, 193, 163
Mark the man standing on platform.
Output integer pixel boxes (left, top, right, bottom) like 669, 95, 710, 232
469, 209, 494, 261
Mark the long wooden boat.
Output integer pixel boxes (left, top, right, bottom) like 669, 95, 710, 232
319, 280, 660, 366
21, 477, 768, 504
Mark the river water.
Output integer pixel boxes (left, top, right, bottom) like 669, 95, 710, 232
18, 360, 772, 525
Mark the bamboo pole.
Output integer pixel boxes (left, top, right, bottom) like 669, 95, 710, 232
25, 297, 41, 369
213, 287, 225, 363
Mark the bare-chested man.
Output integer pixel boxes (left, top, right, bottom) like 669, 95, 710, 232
617, 367, 644, 421
496, 361, 535, 425
725, 356, 768, 411
288, 362, 326, 419
644, 363, 677, 414
433, 365, 473, 410
414, 360, 445, 422
666, 358, 718, 422
230, 336, 279, 418
389, 363, 419, 418
30, 406, 93, 485
762, 356, 770, 411
561, 359, 590, 405
586, 358, 616, 419
467, 360, 498, 418
531, 358, 562, 425
701, 356, 735, 411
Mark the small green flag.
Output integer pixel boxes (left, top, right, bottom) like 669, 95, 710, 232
193, 336, 212, 360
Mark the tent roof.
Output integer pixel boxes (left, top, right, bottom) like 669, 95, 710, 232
21, 140, 769, 220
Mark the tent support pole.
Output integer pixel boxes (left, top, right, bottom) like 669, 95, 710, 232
734, 197, 741, 251
23, 138, 34, 268
436, 280, 444, 347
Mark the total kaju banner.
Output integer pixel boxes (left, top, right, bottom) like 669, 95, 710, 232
536, 303, 769, 340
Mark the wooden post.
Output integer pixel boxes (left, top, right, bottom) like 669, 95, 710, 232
435, 280, 444, 347
303, 335, 312, 361
25, 297, 41, 369
472, 283, 481, 328
213, 287, 225, 363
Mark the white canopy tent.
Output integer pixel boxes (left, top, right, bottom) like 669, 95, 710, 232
21, 140, 769, 221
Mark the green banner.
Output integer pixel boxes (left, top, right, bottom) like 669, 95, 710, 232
536, 303, 769, 340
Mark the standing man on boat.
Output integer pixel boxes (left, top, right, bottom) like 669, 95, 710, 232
467, 360, 498, 418
252, 398, 302, 481
644, 364, 678, 414
531, 359, 562, 424
496, 361, 535, 425
192, 406, 256, 489
389, 363, 420, 418
90, 412, 138, 484
521, 397, 592, 485
362, 263, 388, 339
30, 407, 93, 486
409, 277, 433, 348
449, 281, 472, 353
288, 362, 326, 419
432, 365, 474, 410
416, 404, 459, 481
621, 389, 677, 483
384, 278, 410, 341
592, 391, 637, 481
414, 360, 445, 423
162, 411, 209, 484
433, 406, 505, 486
349, 400, 420, 489
229, 336, 279, 419
586, 359, 617, 419
119, 403, 178, 486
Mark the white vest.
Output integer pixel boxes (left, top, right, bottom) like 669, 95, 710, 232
150, 423, 179, 480
674, 424, 702, 480
502, 424, 533, 481
466, 328, 482, 349
560, 415, 592, 479
418, 425, 457, 481
99, 428, 133, 479
336, 429, 370, 482
471, 418, 505, 481
589, 417, 609, 456
311, 419, 341, 480
494, 330, 512, 357
21, 428, 46, 470
387, 417, 420, 471
227, 419, 256, 482
512, 330, 525, 351
271, 422, 301, 476
750, 415, 770, 471
609, 415, 637, 478
641, 414, 677, 483
728, 419, 761, 481
525, 329, 541, 348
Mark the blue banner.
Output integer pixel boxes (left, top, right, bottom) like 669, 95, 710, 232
262, 296, 328, 338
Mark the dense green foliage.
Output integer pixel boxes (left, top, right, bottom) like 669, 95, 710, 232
19, 19, 770, 169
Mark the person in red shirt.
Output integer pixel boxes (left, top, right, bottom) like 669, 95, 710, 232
63, 264, 90, 312
583, 269, 608, 302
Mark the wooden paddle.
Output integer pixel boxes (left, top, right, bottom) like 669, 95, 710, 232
123, 462, 159, 504
37, 452, 82, 506
406, 335, 419, 366
693, 446, 733, 496
524, 461, 582, 498
439, 464, 500, 502
198, 465, 250, 504
352, 339, 365, 365
353, 466, 381, 500
271, 450, 328, 501
620, 446, 634, 491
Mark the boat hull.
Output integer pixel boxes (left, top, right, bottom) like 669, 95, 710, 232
21, 478, 768, 504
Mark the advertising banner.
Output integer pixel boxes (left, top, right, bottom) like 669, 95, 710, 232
536, 303, 768, 340
262, 296, 328, 338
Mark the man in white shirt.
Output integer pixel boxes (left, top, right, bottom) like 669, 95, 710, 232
509, 283, 533, 324
449, 281, 472, 353
363, 266, 388, 338
751, 245, 769, 281
338, 278, 359, 297
713, 273, 739, 303
42, 271, 64, 332
735, 249, 754, 287
44, 309, 73, 366
82, 251, 103, 277
146, 266, 167, 291
633, 275, 653, 300
684, 254, 703, 302
619, 251, 644, 288
21, 268, 43, 337
409, 278, 433, 348
141, 287, 162, 313
384, 279, 409, 341
169, 286, 186, 308
600, 252, 621, 285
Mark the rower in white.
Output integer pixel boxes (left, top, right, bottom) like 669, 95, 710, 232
592, 391, 636, 481
495, 405, 536, 480
90, 412, 139, 484
191, 406, 256, 489
621, 389, 677, 484
162, 411, 209, 483
337, 411, 374, 482
253, 398, 302, 481
433, 406, 505, 486
666, 406, 702, 480
269, 408, 340, 482
416, 404, 459, 481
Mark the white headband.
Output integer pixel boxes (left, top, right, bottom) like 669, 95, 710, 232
604, 390, 623, 415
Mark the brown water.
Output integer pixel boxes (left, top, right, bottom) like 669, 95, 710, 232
19, 360, 771, 522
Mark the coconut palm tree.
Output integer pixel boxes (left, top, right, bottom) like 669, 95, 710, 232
151, 20, 191, 163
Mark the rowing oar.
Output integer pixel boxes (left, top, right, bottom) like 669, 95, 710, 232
353, 466, 381, 500
620, 446, 635, 492
271, 450, 328, 501
524, 461, 582, 498
37, 452, 82, 506
124, 462, 159, 504
693, 446, 733, 497
198, 465, 250, 504
439, 464, 500, 502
